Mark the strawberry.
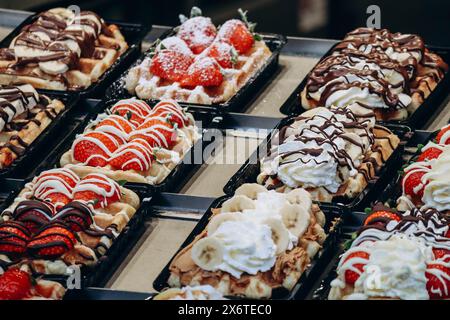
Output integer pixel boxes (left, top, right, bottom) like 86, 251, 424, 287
109, 139, 154, 172
58, 202, 94, 232
177, 16, 217, 54
150, 50, 193, 82
34, 169, 80, 209
13, 200, 53, 234
110, 99, 152, 127
433, 248, 450, 262
436, 125, 450, 145
95, 115, 134, 135
417, 147, 443, 162
73, 174, 121, 208
0, 269, 32, 300
72, 132, 121, 167
36, 169, 79, 189
205, 41, 237, 69
446, 229, 450, 238
130, 118, 177, 149
217, 19, 254, 54
180, 57, 223, 88
364, 210, 401, 226
151, 100, 188, 128
402, 169, 427, 205
157, 36, 193, 56
28, 222, 77, 258
0, 221, 31, 255
426, 264, 450, 299
343, 251, 370, 285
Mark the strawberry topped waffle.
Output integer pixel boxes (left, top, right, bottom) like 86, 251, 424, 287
397, 125, 450, 213
125, 7, 272, 104
60, 98, 199, 184
329, 205, 450, 300
0, 167, 140, 275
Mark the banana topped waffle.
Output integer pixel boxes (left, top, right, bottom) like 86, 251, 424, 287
125, 7, 272, 104
154, 285, 226, 300
60, 98, 199, 184
0, 168, 140, 275
257, 104, 400, 202
0, 84, 65, 169
167, 184, 328, 299
0, 8, 128, 91
300, 27, 448, 121
329, 205, 450, 300
397, 124, 450, 213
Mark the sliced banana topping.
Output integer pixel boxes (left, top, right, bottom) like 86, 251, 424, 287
234, 183, 268, 200
207, 212, 243, 235
286, 188, 312, 210
39, 60, 69, 75
262, 218, 290, 254
220, 195, 255, 213
280, 203, 310, 238
191, 237, 224, 271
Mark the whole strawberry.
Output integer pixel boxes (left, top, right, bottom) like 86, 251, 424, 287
0, 269, 32, 300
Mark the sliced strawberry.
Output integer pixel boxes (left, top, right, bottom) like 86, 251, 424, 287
73, 174, 121, 208
364, 210, 401, 226
95, 115, 135, 136
0, 221, 31, 255
109, 138, 154, 172
110, 99, 152, 127
28, 222, 77, 258
217, 19, 254, 54
57, 202, 94, 232
426, 264, 450, 299
436, 124, 450, 145
417, 147, 443, 162
72, 132, 122, 167
0, 269, 32, 300
446, 229, 450, 238
177, 16, 216, 54
433, 248, 450, 262
402, 169, 428, 205
343, 251, 370, 285
205, 41, 237, 69
180, 57, 223, 88
151, 100, 189, 128
150, 49, 193, 82
36, 168, 80, 189
13, 200, 53, 234
130, 117, 177, 149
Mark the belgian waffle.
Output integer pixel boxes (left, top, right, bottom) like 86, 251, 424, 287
60, 99, 200, 184
125, 8, 272, 104
0, 8, 128, 91
329, 205, 450, 300
0, 168, 140, 275
300, 28, 448, 121
0, 84, 65, 169
167, 184, 328, 299
257, 104, 400, 202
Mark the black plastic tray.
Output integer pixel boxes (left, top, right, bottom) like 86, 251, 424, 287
105, 29, 286, 113
279, 44, 450, 129
0, 13, 150, 98
27, 99, 220, 193
0, 92, 80, 180
0, 179, 151, 288
153, 194, 344, 300
222, 116, 412, 211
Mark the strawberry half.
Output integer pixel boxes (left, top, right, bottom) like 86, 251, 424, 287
151, 100, 189, 128
417, 147, 443, 162
364, 210, 401, 226
150, 49, 193, 82
110, 99, 152, 127
57, 202, 94, 232
109, 138, 154, 172
177, 16, 217, 54
217, 19, 254, 54
402, 169, 428, 205
95, 115, 135, 136
130, 117, 177, 149
0, 221, 31, 255
180, 57, 223, 88
73, 174, 121, 208
436, 124, 450, 145
0, 269, 32, 300
157, 36, 193, 56
12, 200, 53, 234
433, 248, 450, 262
28, 222, 77, 258
72, 131, 122, 167
426, 264, 450, 299
343, 251, 370, 285
205, 41, 237, 69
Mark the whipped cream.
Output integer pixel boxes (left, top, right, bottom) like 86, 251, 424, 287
422, 148, 450, 211
168, 285, 226, 300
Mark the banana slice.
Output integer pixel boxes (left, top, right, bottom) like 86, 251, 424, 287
286, 188, 312, 211
220, 195, 255, 213
234, 183, 268, 200
191, 237, 224, 271
39, 60, 69, 75
280, 203, 310, 238
262, 218, 290, 254
207, 212, 243, 235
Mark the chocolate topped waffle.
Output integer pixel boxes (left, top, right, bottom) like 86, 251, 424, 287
301, 27, 448, 121
0, 8, 128, 91
257, 104, 400, 202
0, 84, 65, 169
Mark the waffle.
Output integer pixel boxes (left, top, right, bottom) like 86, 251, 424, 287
0, 168, 140, 275
60, 99, 200, 184
154, 285, 226, 300
329, 205, 450, 300
300, 28, 448, 121
124, 9, 272, 104
0, 84, 65, 169
0, 8, 128, 91
167, 184, 328, 299
257, 104, 400, 202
